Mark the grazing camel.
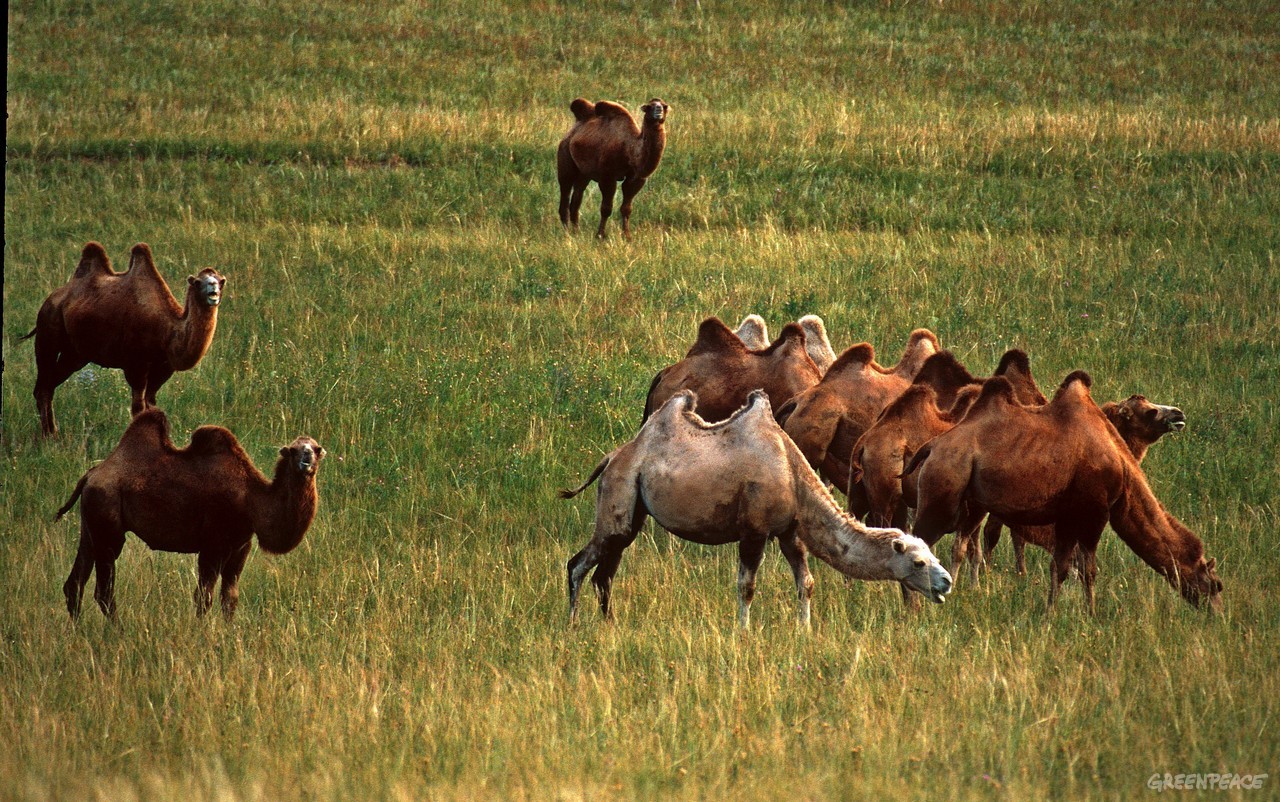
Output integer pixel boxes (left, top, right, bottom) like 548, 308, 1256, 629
557, 97, 669, 239
776, 329, 941, 498
562, 390, 952, 628
21, 242, 226, 437
733, 314, 837, 373
57, 408, 324, 620
642, 317, 822, 424
908, 372, 1221, 612
984, 394, 1187, 574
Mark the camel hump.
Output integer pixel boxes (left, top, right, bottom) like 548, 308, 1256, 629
188, 425, 242, 456
1053, 370, 1094, 404
592, 100, 632, 119
969, 376, 1018, 416
72, 242, 113, 279
761, 322, 807, 355
949, 384, 982, 418
884, 384, 939, 419
734, 314, 770, 350
914, 351, 975, 389
569, 98, 595, 122
828, 342, 877, 374
117, 407, 175, 451
906, 328, 941, 351
994, 348, 1032, 376
687, 317, 746, 357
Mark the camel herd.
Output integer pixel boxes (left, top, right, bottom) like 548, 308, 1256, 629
561, 313, 1223, 624
20, 96, 1222, 625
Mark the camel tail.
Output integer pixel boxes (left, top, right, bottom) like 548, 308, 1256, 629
55, 473, 90, 521
18, 326, 37, 342
640, 369, 666, 424
898, 441, 934, 479
559, 456, 611, 499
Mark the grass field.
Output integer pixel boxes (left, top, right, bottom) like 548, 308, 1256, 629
4, 1, 1279, 799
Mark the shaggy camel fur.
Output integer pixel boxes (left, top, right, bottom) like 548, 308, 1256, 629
776, 329, 941, 498
908, 372, 1221, 612
562, 390, 952, 628
57, 409, 324, 620
642, 317, 822, 424
22, 242, 225, 437
733, 314, 837, 373
985, 394, 1187, 574
557, 97, 668, 239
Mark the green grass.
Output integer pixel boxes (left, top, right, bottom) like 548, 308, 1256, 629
3, 0, 1278, 799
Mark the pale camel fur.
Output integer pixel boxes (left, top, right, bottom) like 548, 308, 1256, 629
557, 97, 668, 239
562, 390, 952, 628
776, 329, 940, 498
22, 242, 225, 437
643, 317, 822, 424
908, 372, 1220, 613
57, 408, 324, 620
732, 314, 836, 373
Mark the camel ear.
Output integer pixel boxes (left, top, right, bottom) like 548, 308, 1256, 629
188, 275, 198, 286
893, 539, 908, 554
280, 445, 290, 457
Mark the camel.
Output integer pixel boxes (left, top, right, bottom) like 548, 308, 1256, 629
984, 394, 1187, 574
775, 329, 941, 498
22, 242, 226, 437
557, 97, 669, 239
907, 372, 1221, 612
561, 390, 952, 628
642, 316, 822, 424
57, 408, 324, 620
733, 313, 837, 373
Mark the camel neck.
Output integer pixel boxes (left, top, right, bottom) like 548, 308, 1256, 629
167, 292, 218, 369
635, 123, 666, 178
251, 466, 318, 554
792, 461, 898, 580
1108, 466, 1202, 585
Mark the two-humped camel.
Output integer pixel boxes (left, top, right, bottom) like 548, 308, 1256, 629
557, 97, 669, 239
561, 390, 953, 628
908, 372, 1220, 612
732, 314, 837, 374
776, 329, 941, 499
984, 394, 1186, 574
22, 242, 226, 437
57, 408, 324, 620
643, 317, 822, 424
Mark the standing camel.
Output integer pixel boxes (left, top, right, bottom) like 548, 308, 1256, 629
57, 408, 324, 620
22, 242, 226, 436
561, 390, 952, 629
557, 97, 669, 239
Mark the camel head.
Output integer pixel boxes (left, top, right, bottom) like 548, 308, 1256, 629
641, 98, 669, 125
1113, 395, 1187, 438
188, 268, 226, 308
280, 436, 325, 477
889, 534, 953, 603
1179, 556, 1223, 611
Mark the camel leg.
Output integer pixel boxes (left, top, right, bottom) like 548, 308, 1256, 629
776, 533, 814, 630
595, 180, 618, 239
194, 551, 222, 617
1077, 547, 1099, 616
982, 516, 1003, 567
619, 176, 647, 240
567, 180, 589, 230
219, 541, 252, 620
63, 527, 96, 619
123, 364, 149, 417
91, 533, 126, 621
33, 346, 87, 438
567, 503, 646, 623
143, 363, 175, 411
736, 537, 768, 630
1012, 528, 1028, 575
1046, 539, 1076, 610
950, 509, 987, 585
558, 179, 574, 229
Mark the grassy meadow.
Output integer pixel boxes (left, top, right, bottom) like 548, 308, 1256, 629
3, 0, 1279, 798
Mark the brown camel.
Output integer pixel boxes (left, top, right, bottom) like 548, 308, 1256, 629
775, 329, 941, 498
22, 242, 226, 437
642, 316, 822, 424
562, 390, 952, 628
984, 394, 1187, 574
908, 372, 1220, 612
57, 408, 324, 620
733, 314, 837, 373
557, 97, 669, 239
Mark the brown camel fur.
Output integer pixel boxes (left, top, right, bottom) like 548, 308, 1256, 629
557, 97, 668, 239
775, 329, 941, 498
562, 390, 952, 628
733, 314, 837, 373
907, 372, 1221, 612
57, 408, 324, 620
985, 394, 1187, 574
642, 316, 822, 424
22, 242, 226, 437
